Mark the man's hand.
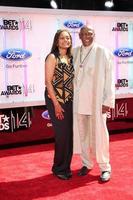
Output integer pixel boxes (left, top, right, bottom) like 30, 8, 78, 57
102, 105, 110, 114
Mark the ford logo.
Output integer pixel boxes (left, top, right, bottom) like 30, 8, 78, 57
114, 48, 133, 58
0, 48, 32, 61
64, 20, 84, 29
41, 110, 50, 120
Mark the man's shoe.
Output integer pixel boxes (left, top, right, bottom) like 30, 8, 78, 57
78, 166, 90, 176
66, 172, 72, 178
55, 174, 69, 180
100, 171, 111, 182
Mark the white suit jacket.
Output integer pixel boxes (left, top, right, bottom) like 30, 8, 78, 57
73, 42, 115, 154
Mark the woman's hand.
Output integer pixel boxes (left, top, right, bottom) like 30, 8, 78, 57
54, 102, 64, 120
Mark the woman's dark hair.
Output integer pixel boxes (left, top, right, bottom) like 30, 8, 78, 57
50, 29, 72, 58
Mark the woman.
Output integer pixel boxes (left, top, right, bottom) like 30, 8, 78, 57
45, 29, 74, 180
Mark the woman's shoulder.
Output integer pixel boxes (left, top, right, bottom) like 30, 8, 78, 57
45, 53, 56, 61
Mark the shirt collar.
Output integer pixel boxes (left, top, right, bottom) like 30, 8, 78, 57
81, 42, 94, 52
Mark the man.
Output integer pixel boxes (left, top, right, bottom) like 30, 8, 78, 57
73, 25, 115, 182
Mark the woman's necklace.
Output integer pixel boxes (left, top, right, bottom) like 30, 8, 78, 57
79, 46, 93, 68
60, 55, 69, 65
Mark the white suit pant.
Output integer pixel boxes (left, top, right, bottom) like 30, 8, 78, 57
77, 114, 111, 172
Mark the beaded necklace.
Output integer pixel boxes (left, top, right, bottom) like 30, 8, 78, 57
79, 46, 93, 68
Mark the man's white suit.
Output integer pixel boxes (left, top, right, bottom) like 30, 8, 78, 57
73, 42, 115, 172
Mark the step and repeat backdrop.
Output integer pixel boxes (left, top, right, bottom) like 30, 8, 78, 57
0, 7, 133, 146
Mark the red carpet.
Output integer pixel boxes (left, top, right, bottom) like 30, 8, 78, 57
0, 133, 133, 200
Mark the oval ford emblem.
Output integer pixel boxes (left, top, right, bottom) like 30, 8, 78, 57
0, 48, 32, 61
41, 110, 50, 120
64, 20, 84, 29
114, 48, 133, 58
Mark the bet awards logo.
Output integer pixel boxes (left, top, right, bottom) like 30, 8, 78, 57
0, 115, 10, 131
0, 19, 32, 31
112, 23, 128, 31
1, 85, 22, 96
0, 19, 19, 30
115, 79, 128, 88
0, 111, 32, 132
